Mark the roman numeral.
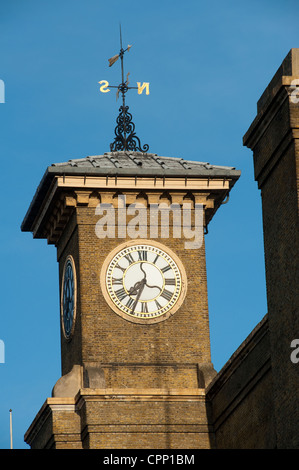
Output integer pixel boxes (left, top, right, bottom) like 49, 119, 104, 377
126, 297, 135, 309
140, 302, 148, 313
115, 287, 127, 301
138, 250, 147, 261
115, 263, 126, 272
165, 278, 176, 285
155, 299, 162, 310
112, 277, 123, 285
153, 254, 159, 264
124, 253, 134, 264
160, 289, 173, 301
161, 265, 171, 273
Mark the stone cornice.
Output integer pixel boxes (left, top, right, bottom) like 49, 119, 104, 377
22, 174, 237, 245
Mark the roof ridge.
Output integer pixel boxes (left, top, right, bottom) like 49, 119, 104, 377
51, 152, 237, 172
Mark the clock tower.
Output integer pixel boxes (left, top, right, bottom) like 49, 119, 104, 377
22, 29, 241, 449
22, 151, 240, 449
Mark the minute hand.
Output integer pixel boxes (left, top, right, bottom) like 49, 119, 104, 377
139, 262, 162, 291
145, 281, 162, 291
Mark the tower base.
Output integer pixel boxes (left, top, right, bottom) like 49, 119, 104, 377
24, 388, 215, 449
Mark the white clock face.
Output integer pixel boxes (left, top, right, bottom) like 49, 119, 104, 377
101, 241, 187, 324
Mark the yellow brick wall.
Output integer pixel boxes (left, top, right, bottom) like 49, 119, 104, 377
58, 201, 213, 390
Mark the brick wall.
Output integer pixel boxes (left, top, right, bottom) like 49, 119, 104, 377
243, 49, 299, 448
207, 315, 276, 448
57, 202, 214, 389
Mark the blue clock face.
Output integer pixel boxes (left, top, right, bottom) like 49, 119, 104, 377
61, 257, 76, 339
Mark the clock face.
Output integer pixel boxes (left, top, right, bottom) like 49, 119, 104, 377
101, 241, 187, 324
61, 255, 76, 339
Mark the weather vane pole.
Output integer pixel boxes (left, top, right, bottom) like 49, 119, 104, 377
98, 24, 149, 153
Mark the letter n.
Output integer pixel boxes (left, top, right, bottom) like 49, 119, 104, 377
137, 82, 150, 95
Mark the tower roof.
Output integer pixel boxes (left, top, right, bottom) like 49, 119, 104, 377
50, 151, 240, 176
21, 152, 241, 235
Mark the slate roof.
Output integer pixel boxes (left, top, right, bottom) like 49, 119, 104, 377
50, 151, 239, 177
21, 152, 241, 232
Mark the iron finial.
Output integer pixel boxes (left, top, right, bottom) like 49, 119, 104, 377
103, 25, 149, 153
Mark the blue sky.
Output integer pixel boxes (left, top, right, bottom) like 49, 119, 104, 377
0, 0, 298, 449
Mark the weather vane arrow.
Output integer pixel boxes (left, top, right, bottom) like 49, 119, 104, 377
98, 25, 149, 153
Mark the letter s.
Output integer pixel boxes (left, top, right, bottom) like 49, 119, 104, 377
98, 80, 110, 93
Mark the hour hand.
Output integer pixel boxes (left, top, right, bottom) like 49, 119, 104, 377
128, 278, 146, 296
130, 279, 146, 313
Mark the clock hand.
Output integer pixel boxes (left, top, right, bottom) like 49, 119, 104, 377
145, 282, 162, 291
137, 262, 162, 292
139, 262, 147, 279
128, 263, 147, 295
139, 262, 162, 291
131, 278, 146, 313
128, 278, 145, 296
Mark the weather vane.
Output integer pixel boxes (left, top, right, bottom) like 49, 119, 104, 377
98, 25, 150, 153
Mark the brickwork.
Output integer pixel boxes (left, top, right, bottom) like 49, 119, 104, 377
24, 398, 82, 449
59, 222, 82, 375
23, 51, 299, 449
243, 49, 299, 448
79, 389, 214, 449
25, 390, 215, 449
208, 315, 276, 448
57, 199, 214, 388
24, 175, 235, 448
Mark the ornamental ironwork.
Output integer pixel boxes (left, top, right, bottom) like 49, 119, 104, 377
98, 25, 149, 153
